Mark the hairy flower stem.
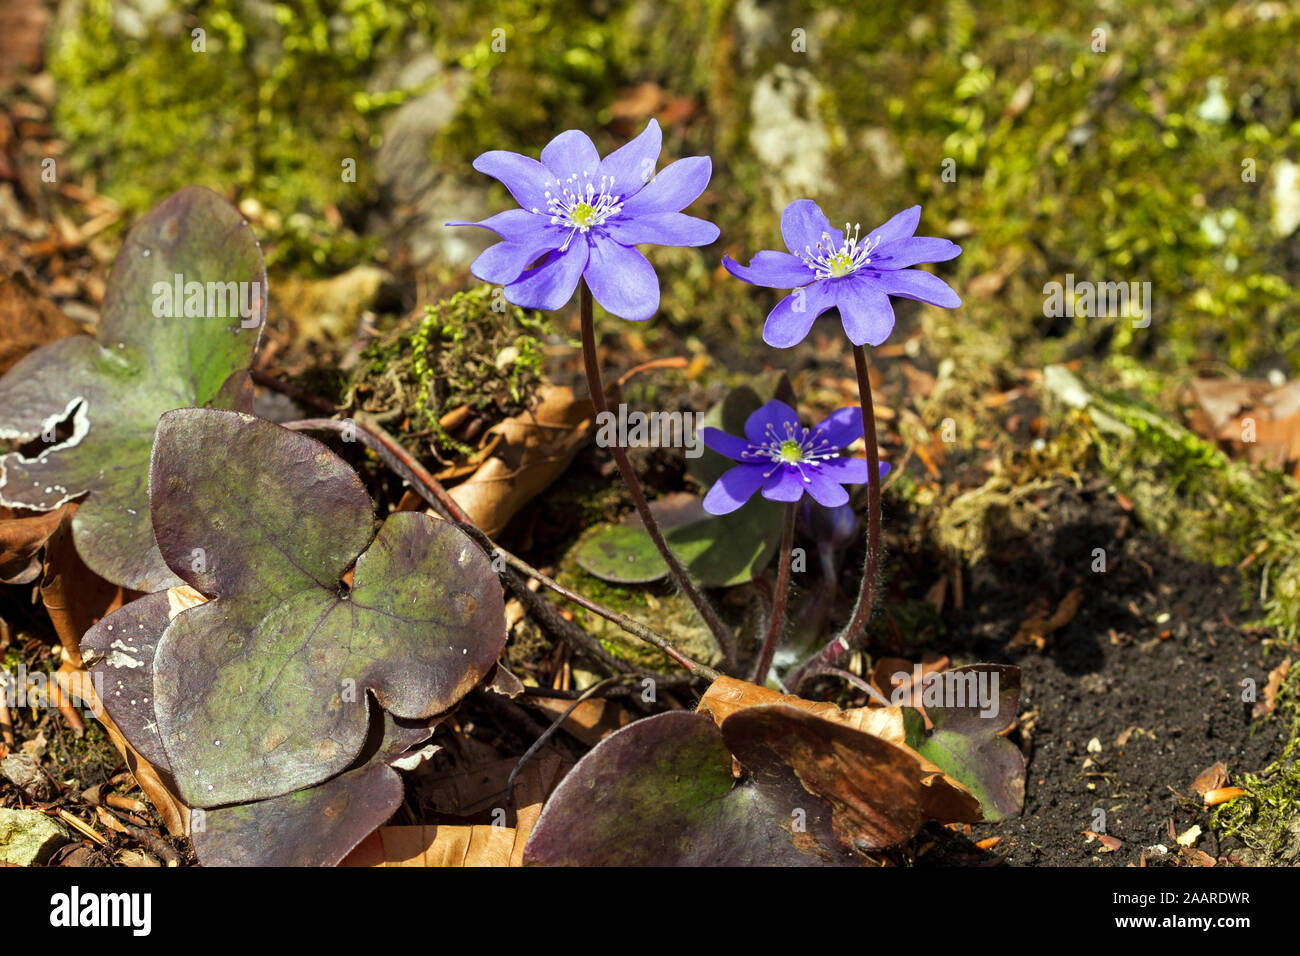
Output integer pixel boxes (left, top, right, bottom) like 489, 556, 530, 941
576, 281, 736, 664
751, 502, 797, 684
282, 414, 718, 679
789, 345, 882, 690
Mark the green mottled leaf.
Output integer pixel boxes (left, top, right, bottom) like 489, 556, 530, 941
0, 187, 265, 590
904, 664, 1026, 822
83, 584, 448, 866
193, 713, 439, 867
573, 494, 785, 588
524, 710, 858, 866
141, 408, 506, 807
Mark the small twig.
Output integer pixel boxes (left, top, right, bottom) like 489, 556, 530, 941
506, 675, 629, 810
249, 368, 337, 414
104, 811, 182, 866
58, 809, 107, 846
499, 564, 634, 674
0, 684, 14, 748
520, 673, 696, 698
616, 356, 689, 387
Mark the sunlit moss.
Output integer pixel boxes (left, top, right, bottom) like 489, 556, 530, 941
1213, 664, 1300, 864
344, 284, 552, 455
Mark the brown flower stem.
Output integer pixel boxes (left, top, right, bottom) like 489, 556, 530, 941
788, 344, 882, 689
576, 280, 736, 664
750, 501, 797, 684
282, 414, 718, 679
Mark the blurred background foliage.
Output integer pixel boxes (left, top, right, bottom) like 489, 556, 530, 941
48, 0, 1300, 373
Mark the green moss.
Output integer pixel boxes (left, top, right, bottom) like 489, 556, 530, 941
1213, 664, 1300, 864
1048, 366, 1300, 641
553, 554, 726, 673
50, 1, 1300, 364
50, 0, 422, 272
344, 284, 552, 456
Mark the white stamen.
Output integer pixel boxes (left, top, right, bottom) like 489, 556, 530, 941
545, 171, 623, 251
800, 223, 881, 280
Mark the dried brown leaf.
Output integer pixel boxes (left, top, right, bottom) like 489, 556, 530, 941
446, 385, 594, 536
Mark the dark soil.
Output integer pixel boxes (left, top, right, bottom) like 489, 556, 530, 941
915, 483, 1290, 866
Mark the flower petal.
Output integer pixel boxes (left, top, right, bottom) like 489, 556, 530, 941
603, 213, 718, 247
781, 199, 844, 257
505, 241, 589, 311
618, 156, 712, 217
472, 150, 551, 212
722, 251, 815, 289
809, 405, 864, 450
803, 469, 850, 507
761, 467, 806, 503
470, 238, 559, 285
870, 268, 962, 309
540, 130, 601, 181
583, 238, 660, 321
762, 281, 836, 348
446, 208, 547, 239
743, 399, 800, 444
701, 426, 753, 462
867, 206, 921, 246
873, 236, 962, 269
835, 278, 897, 346
702, 463, 768, 515
599, 119, 661, 200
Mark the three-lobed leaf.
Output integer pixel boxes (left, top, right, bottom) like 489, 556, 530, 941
86, 408, 508, 811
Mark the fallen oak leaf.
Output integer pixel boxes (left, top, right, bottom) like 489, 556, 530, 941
347, 824, 516, 867
1010, 586, 1084, 649
342, 751, 567, 867
1252, 658, 1292, 719
698, 674, 985, 824
1083, 831, 1122, 852
0, 502, 67, 584
0, 271, 84, 377
1191, 761, 1229, 797
446, 384, 594, 537
1186, 377, 1300, 472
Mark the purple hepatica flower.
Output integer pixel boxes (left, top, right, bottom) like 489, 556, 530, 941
448, 119, 719, 321
723, 200, 962, 348
701, 399, 890, 516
